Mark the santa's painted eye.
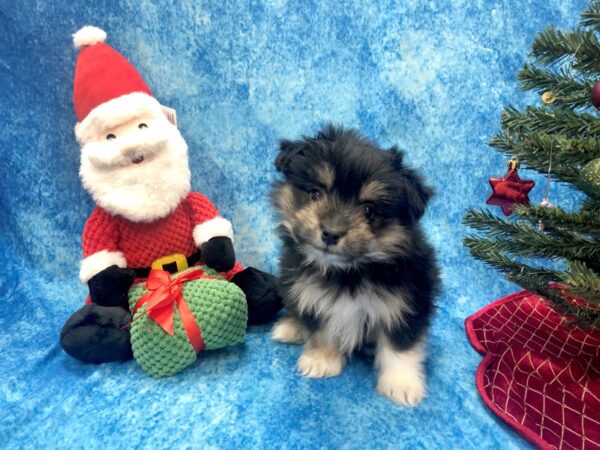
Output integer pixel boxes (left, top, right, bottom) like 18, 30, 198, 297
138, 123, 148, 129
106, 133, 116, 140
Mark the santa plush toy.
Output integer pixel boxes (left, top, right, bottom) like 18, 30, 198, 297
60, 26, 282, 364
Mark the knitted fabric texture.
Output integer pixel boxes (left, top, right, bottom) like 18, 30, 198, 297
128, 266, 248, 378
82, 192, 243, 279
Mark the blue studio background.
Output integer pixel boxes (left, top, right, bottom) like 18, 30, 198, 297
0, 1, 588, 448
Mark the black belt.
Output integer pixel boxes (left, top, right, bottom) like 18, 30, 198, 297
132, 250, 202, 278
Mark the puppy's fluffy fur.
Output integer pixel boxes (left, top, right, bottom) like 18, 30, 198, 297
271, 125, 439, 406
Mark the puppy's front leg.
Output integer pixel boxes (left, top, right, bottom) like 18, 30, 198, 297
272, 316, 308, 344
297, 331, 345, 378
375, 334, 426, 407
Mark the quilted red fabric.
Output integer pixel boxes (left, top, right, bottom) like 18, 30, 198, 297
82, 192, 243, 279
465, 291, 600, 450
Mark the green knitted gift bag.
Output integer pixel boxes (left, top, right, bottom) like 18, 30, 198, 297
128, 266, 247, 378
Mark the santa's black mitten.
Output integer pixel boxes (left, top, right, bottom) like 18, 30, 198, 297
88, 265, 136, 309
201, 236, 236, 272
232, 267, 283, 325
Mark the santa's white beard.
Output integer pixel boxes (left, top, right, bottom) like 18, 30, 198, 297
79, 120, 191, 223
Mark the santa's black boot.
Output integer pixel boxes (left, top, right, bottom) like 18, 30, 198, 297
232, 267, 283, 325
60, 304, 133, 363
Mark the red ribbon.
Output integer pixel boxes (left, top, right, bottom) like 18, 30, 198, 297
132, 269, 215, 354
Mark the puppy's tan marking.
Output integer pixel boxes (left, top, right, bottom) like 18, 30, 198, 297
295, 203, 320, 226
365, 223, 411, 259
340, 219, 373, 254
359, 180, 387, 202
273, 184, 295, 216
294, 203, 321, 240
314, 163, 335, 190
298, 332, 345, 378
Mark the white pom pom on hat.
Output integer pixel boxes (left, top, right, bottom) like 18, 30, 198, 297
73, 26, 107, 49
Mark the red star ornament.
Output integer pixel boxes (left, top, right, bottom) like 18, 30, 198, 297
487, 169, 535, 216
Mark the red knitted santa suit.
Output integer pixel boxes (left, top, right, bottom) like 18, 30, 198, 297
81, 191, 243, 281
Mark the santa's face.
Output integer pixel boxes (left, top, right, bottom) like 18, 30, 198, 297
79, 111, 191, 222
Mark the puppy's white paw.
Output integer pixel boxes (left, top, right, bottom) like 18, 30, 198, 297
377, 370, 426, 407
272, 317, 307, 344
297, 347, 344, 378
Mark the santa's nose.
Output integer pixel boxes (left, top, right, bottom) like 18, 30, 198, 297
120, 146, 138, 158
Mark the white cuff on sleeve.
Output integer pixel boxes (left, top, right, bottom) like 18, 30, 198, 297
193, 217, 234, 247
79, 250, 127, 283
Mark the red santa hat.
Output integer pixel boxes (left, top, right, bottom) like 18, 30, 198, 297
72, 26, 165, 143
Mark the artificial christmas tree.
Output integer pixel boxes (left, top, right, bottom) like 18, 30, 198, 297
463, 3, 600, 449
464, 7, 600, 328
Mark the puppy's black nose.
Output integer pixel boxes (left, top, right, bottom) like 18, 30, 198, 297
321, 229, 342, 246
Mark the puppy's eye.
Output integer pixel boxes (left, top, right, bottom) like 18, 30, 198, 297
138, 123, 148, 129
106, 133, 116, 140
364, 205, 375, 219
309, 189, 322, 201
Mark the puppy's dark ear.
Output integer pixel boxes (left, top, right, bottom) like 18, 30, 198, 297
388, 145, 404, 169
401, 169, 433, 224
275, 139, 306, 173
315, 123, 339, 141
389, 147, 433, 224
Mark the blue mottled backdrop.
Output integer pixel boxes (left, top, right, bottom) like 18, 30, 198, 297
0, 1, 587, 448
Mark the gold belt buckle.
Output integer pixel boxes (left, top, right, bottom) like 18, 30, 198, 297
151, 253, 188, 273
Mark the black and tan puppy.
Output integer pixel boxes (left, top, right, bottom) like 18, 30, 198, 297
271, 125, 439, 406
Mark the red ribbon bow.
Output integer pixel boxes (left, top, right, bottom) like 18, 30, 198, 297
132, 269, 215, 354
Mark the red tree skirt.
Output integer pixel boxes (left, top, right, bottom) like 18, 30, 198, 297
465, 290, 600, 450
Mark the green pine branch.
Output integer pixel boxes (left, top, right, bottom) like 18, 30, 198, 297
492, 132, 600, 166
464, 234, 600, 327
463, 239, 570, 304
564, 260, 600, 305
489, 132, 581, 182
463, 210, 600, 260
501, 106, 600, 137
463, 235, 562, 281
489, 132, 600, 197
490, 132, 600, 200
531, 26, 600, 75
583, 197, 600, 211
514, 205, 600, 234
580, 2, 600, 31
518, 63, 593, 109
